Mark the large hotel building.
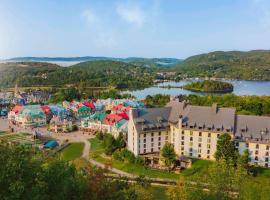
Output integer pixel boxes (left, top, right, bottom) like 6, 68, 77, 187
128, 99, 270, 168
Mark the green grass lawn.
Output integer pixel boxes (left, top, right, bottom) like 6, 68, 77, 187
89, 138, 212, 180
150, 186, 168, 200
60, 143, 85, 161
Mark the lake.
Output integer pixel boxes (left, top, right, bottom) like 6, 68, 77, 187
124, 80, 270, 100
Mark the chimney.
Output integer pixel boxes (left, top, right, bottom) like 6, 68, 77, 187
212, 103, 218, 114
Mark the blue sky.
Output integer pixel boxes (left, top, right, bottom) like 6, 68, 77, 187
0, 0, 270, 59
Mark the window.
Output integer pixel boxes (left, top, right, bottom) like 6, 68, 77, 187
255, 150, 258, 155
189, 153, 193, 157
198, 154, 201, 158
198, 138, 202, 142
151, 143, 154, 147
159, 132, 161, 136
144, 139, 146, 143
267, 146, 269, 150
151, 133, 154, 137
208, 133, 211, 137
181, 141, 184, 145
181, 147, 184, 151
158, 147, 160, 150
207, 150, 210, 154
190, 131, 193, 136
207, 138, 211, 143
255, 156, 258, 161
207, 155, 210, 159
265, 158, 269, 162
265, 163, 268, 168
165, 136, 168, 140
217, 134, 220, 138
158, 137, 161, 141
199, 132, 202, 137
266, 152, 269, 156
198, 143, 201, 148
189, 148, 193, 152
158, 142, 161, 146
181, 136, 184, 140
190, 137, 193, 141
151, 138, 154, 142
246, 143, 249, 148
144, 149, 146, 153
207, 144, 211, 149
144, 133, 146, 137
235, 142, 239, 147
256, 144, 259, 149
181, 152, 184, 155
182, 130, 184, 134
151, 148, 153, 152
144, 144, 146, 148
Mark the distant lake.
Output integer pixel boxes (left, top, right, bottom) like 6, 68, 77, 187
124, 80, 270, 100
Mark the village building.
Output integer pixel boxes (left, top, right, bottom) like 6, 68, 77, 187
49, 116, 74, 133
14, 105, 46, 128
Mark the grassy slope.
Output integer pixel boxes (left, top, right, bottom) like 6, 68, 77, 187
89, 138, 212, 180
60, 143, 85, 161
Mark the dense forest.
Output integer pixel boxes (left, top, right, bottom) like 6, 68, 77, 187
175, 50, 270, 80
144, 94, 270, 116
0, 61, 155, 89
183, 80, 234, 93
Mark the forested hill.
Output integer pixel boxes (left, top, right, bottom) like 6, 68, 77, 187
6, 56, 181, 68
174, 50, 270, 80
0, 60, 154, 89
0, 62, 61, 88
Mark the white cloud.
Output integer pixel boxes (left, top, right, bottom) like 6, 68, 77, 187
116, 3, 145, 28
81, 9, 98, 25
81, 8, 118, 49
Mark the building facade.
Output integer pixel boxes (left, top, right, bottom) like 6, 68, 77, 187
128, 99, 270, 168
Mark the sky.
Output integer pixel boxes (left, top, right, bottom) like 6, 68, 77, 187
0, 0, 270, 59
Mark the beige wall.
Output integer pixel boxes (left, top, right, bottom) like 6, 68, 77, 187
238, 142, 270, 167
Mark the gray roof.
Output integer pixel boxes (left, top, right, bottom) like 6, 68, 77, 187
166, 100, 189, 123
133, 99, 270, 143
182, 105, 236, 132
235, 115, 270, 142
166, 100, 236, 132
133, 107, 171, 133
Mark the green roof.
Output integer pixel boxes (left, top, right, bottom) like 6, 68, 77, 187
90, 112, 107, 122
19, 108, 45, 118
116, 119, 128, 129
78, 105, 91, 113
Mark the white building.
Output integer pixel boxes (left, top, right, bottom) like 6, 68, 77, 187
128, 99, 270, 168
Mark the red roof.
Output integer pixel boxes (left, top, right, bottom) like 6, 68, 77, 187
83, 102, 95, 109
12, 105, 23, 114
117, 112, 129, 120
41, 105, 51, 114
102, 114, 123, 125
112, 104, 131, 113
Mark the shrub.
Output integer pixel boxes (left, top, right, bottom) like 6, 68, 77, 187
96, 131, 104, 140
72, 124, 78, 131
103, 134, 117, 155
112, 149, 123, 161
113, 149, 137, 164
135, 156, 144, 165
